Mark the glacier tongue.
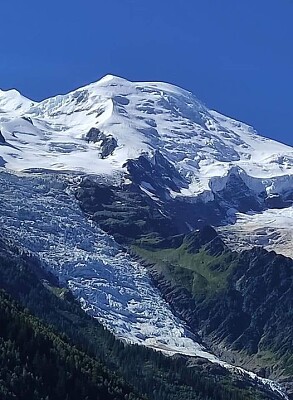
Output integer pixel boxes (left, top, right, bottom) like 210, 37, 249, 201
0, 170, 210, 357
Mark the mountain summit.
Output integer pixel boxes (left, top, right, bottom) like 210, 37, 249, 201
0, 75, 292, 197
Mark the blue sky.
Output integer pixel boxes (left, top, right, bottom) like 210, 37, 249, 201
1, 0, 292, 145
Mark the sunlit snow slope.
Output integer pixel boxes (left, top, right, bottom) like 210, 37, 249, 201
218, 206, 293, 258
1, 75, 293, 199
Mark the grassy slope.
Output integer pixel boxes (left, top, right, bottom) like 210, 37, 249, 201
132, 232, 293, 381
133, 235, 237, 298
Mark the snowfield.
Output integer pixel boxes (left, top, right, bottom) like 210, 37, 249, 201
218, 206, 293, 258
0, 75, 293, 200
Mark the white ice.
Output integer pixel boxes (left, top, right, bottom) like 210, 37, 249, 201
0, 75, 292, 201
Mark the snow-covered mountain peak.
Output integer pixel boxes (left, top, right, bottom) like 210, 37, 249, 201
0, 88, 34, 116
0, 75, 292, 200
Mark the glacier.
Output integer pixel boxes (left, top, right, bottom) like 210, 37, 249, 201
0, 75, 293, 200
218, 205, 293, 258
0, 170, 211, 357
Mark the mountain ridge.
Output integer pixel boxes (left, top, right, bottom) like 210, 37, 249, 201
0, 75, 292, 187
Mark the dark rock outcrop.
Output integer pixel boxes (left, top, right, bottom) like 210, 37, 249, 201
85, 128, 117, 158
125, 150, 189, 200
0, 130, 5, 144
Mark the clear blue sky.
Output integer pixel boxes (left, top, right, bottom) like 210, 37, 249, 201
1, 0, 292, 145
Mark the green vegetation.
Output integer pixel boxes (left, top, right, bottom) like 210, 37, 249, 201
0, 290, 142, 400
75, 178, 293, 386
133, 233, 237, 298
0, 236, 276, 400
132, 229, 293, 379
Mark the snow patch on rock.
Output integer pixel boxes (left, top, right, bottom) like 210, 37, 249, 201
218, 206, 293, 259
